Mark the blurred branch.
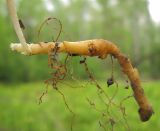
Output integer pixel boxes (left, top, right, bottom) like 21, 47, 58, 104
134, 52, 160, 67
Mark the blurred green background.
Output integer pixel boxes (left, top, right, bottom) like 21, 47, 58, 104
0, 0, 160, 131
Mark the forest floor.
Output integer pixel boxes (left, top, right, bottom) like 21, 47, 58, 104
0, 81, 159, 131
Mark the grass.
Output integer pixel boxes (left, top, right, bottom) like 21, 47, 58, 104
0, 81, 159, 131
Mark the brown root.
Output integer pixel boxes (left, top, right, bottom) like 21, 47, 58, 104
115, 53, 153, 121
10, 39, 153, 121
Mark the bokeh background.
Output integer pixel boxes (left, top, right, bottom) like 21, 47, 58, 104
0, 0, 160, 131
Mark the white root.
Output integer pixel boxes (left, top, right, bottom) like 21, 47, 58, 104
7, 0, 31, 55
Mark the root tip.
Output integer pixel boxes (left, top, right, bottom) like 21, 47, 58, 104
138, 107, 154, 122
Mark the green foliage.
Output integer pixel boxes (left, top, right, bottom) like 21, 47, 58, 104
0, 81, 159, 131
0, 0, 160, 83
